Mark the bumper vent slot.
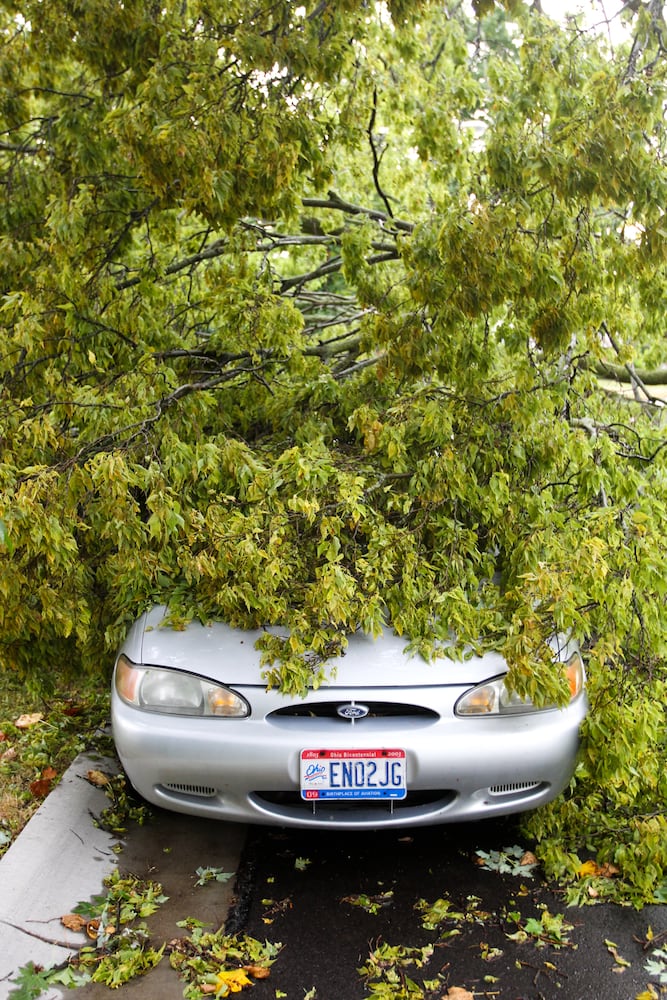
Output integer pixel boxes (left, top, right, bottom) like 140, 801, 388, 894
162, 782, 217, 798
488, 781, 542, 796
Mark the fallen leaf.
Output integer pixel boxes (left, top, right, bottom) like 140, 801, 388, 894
61, 914, 87, 932
29, 765, 59, 798
0, 730, 8, 741
15, 712, 44, 729
194, 865, 233, 885
29, 778, 53, 798
215, 968, 253, 993
243, 965, 271, 979
2, 746, 17, 761
86, 919, 100, 940
578, 859, 620, 879
86, 769, 111, 787
446, 988, 474, 1000
475, 845, 537, 877
606, 940, 631, 968
342, 891, 394, 915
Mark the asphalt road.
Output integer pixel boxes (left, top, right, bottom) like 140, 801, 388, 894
230, 820, 667, 1000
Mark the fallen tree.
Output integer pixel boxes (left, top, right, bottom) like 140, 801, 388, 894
0, 0, 666, 903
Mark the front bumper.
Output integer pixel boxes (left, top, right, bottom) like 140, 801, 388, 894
111, 682, 587, 830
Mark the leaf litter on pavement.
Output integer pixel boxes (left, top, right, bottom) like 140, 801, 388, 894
7, 823, 667, 1000
8, 869, 281, 999
226, 828, 667, 1000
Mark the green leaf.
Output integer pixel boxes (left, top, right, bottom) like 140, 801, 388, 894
194, 866, 234, 886
8, 963, 54, 1000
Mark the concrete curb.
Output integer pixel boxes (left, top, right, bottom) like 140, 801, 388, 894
0, 754, 247, 1000
0, 753, 120, 999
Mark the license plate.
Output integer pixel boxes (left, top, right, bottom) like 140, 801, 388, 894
300, 748, 407, 800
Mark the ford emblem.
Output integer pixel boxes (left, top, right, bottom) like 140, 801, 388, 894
337, 702, 369, 720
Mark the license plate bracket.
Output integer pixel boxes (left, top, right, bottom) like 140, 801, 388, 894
300, 748, 407, 800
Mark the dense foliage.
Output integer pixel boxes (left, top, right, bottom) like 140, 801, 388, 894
1, 0, 666, 902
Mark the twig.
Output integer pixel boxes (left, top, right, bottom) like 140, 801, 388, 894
635, 929, 667, 951
368, 87, 394, 219
0, 918, 79, 950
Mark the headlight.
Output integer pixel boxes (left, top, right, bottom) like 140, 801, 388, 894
455, 652, 584, 717
115, 654, 250, 718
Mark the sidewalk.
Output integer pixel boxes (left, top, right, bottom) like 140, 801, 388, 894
0, 753, 119, 998
0, 754, 246, 999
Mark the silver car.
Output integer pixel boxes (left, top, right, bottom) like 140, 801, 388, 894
111, 605, 587, 830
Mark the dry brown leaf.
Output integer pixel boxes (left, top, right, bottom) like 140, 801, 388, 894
446, 988, 474, 1000
15, 712, 44, 729
29, 777, 53, 798
2, 746, 17, 761
86, 769, 111, 787
84, 919, 116, 940
200, 985, 217, 995
0, 730, 8, 742
520, 851, 538, 867
41, 766, 57, 781
243, 965, 271, 979
61, 914, 87, 932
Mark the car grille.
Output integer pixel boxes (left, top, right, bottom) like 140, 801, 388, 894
267, 701, 439, 721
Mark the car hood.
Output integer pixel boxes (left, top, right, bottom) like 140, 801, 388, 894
120, 606, 516, 688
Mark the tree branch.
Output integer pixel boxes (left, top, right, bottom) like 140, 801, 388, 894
301, 193, 414, 233
591, 357, 667, 387
368, 86, 394, 219
599, 323, 664, 405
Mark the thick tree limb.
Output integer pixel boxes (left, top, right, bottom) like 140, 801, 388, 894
592, 358, 667, 386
